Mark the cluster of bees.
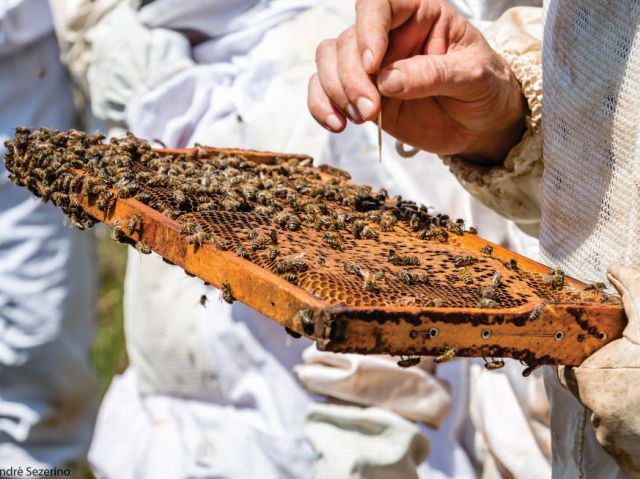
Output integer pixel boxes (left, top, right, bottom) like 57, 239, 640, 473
4, 127, 481, 294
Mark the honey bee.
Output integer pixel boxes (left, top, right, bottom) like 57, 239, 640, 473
522, 364, 539, 377
275, 258, 308, 274
454, 256, 475, 268
380, 212, 397, 232
506, 258, 519, 270
322, 231, 343, 250
297, 309, 315, 335
434, 347, 457, 364
483, 359, 505, 370
96, 190, 114, 210
251, 236, 270, 251
117, 183, 139, 198
187, 231, 209, 247
236, 247, 252, 261
480, 245, 493, 255
397, 356, 421, 368
285, 272, 298, 284
426, 299, 448, 307
418, 226, 448, 243
388, 250, 420, 266
248, 229, 258, 240
111, 221, 127, 243
286, 214, 301, 231
68, 193, 81, 208
269, 231, 278, 245
344, 261, 362, 276
351, 220, 365, 239
316, 254, 326, 267
69, 174, 85, 192
468, 226, 478, 235
128, 213, 142, 235
364, 210, 381, 222
363, 270, 384, 292
584, 282, 606, 291
360, 225, 379, 240
254, 205, 275, 216
268, 248, 280, 261
134, 241, 151, 254
478, 298, 500, 308
180, 222, 197, 234
460, 270, 473, 284
134, 191, 152, 204
528, 302, 546, 321
397, 269, 430, 285
221, 281, 234, 304
543, 268, 565, 289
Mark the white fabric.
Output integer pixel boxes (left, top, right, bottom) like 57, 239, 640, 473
469, 361, 551, 479
0, 0, 53, 56
0, 2, 97, 470
86, 1, 193, 125
294, 347, 451, 427
304, 404, 430, 479
437, 3, 640, 477
540, 2, 640, 478
81, 1, 546, 478
123, 250, 218, 397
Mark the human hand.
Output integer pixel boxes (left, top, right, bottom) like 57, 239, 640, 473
559, 265, 640, 477
307, 0, 527, 163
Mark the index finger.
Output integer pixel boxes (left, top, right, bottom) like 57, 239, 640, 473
355, 0, 418, 74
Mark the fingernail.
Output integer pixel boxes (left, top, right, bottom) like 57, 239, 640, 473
326, 114, 342, 131
363, 49, 374, 71
346, 103, 362, 122
379, 68, 405, 94
357, 97, 375, 119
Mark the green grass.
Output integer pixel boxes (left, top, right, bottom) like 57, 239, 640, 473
92, 228, 129, 395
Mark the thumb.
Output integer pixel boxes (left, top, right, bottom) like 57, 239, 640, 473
377, 51, 480, 100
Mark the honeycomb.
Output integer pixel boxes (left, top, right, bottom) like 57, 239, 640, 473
3, 128, 626, 367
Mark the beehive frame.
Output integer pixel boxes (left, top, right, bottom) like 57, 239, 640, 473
4, 129, 626, 367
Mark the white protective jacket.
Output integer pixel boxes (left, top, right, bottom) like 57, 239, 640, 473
0, 0, 97, 471
444, 3, 640, 478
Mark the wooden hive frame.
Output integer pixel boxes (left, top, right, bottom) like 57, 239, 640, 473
4, 127, 627, 369
65, 146, 627, 368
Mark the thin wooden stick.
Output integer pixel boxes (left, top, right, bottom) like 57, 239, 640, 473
377, 109, 382, 162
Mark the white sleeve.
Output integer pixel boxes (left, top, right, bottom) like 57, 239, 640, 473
48, 0, 193, 125
441, 7, 544, 237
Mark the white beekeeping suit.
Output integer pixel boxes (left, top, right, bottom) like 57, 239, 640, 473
0, 0, 97, 473
442, 3, 640, 478
50, 1, 548, 478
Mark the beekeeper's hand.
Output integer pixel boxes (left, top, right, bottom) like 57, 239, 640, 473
307, 0, 527, 163
559, 265, 640, 478
293, 345, 451, 428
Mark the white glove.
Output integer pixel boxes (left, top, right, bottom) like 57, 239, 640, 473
304, 403, 430, 479
86, 2, 193, 124
294, 346, 451, 428
559, 265, 640, 477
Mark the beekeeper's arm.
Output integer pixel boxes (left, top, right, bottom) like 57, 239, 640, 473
47, 0, 192, 125
307, 0, 543, 236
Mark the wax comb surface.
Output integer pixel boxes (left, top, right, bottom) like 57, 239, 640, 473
4, 128, 626, 367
